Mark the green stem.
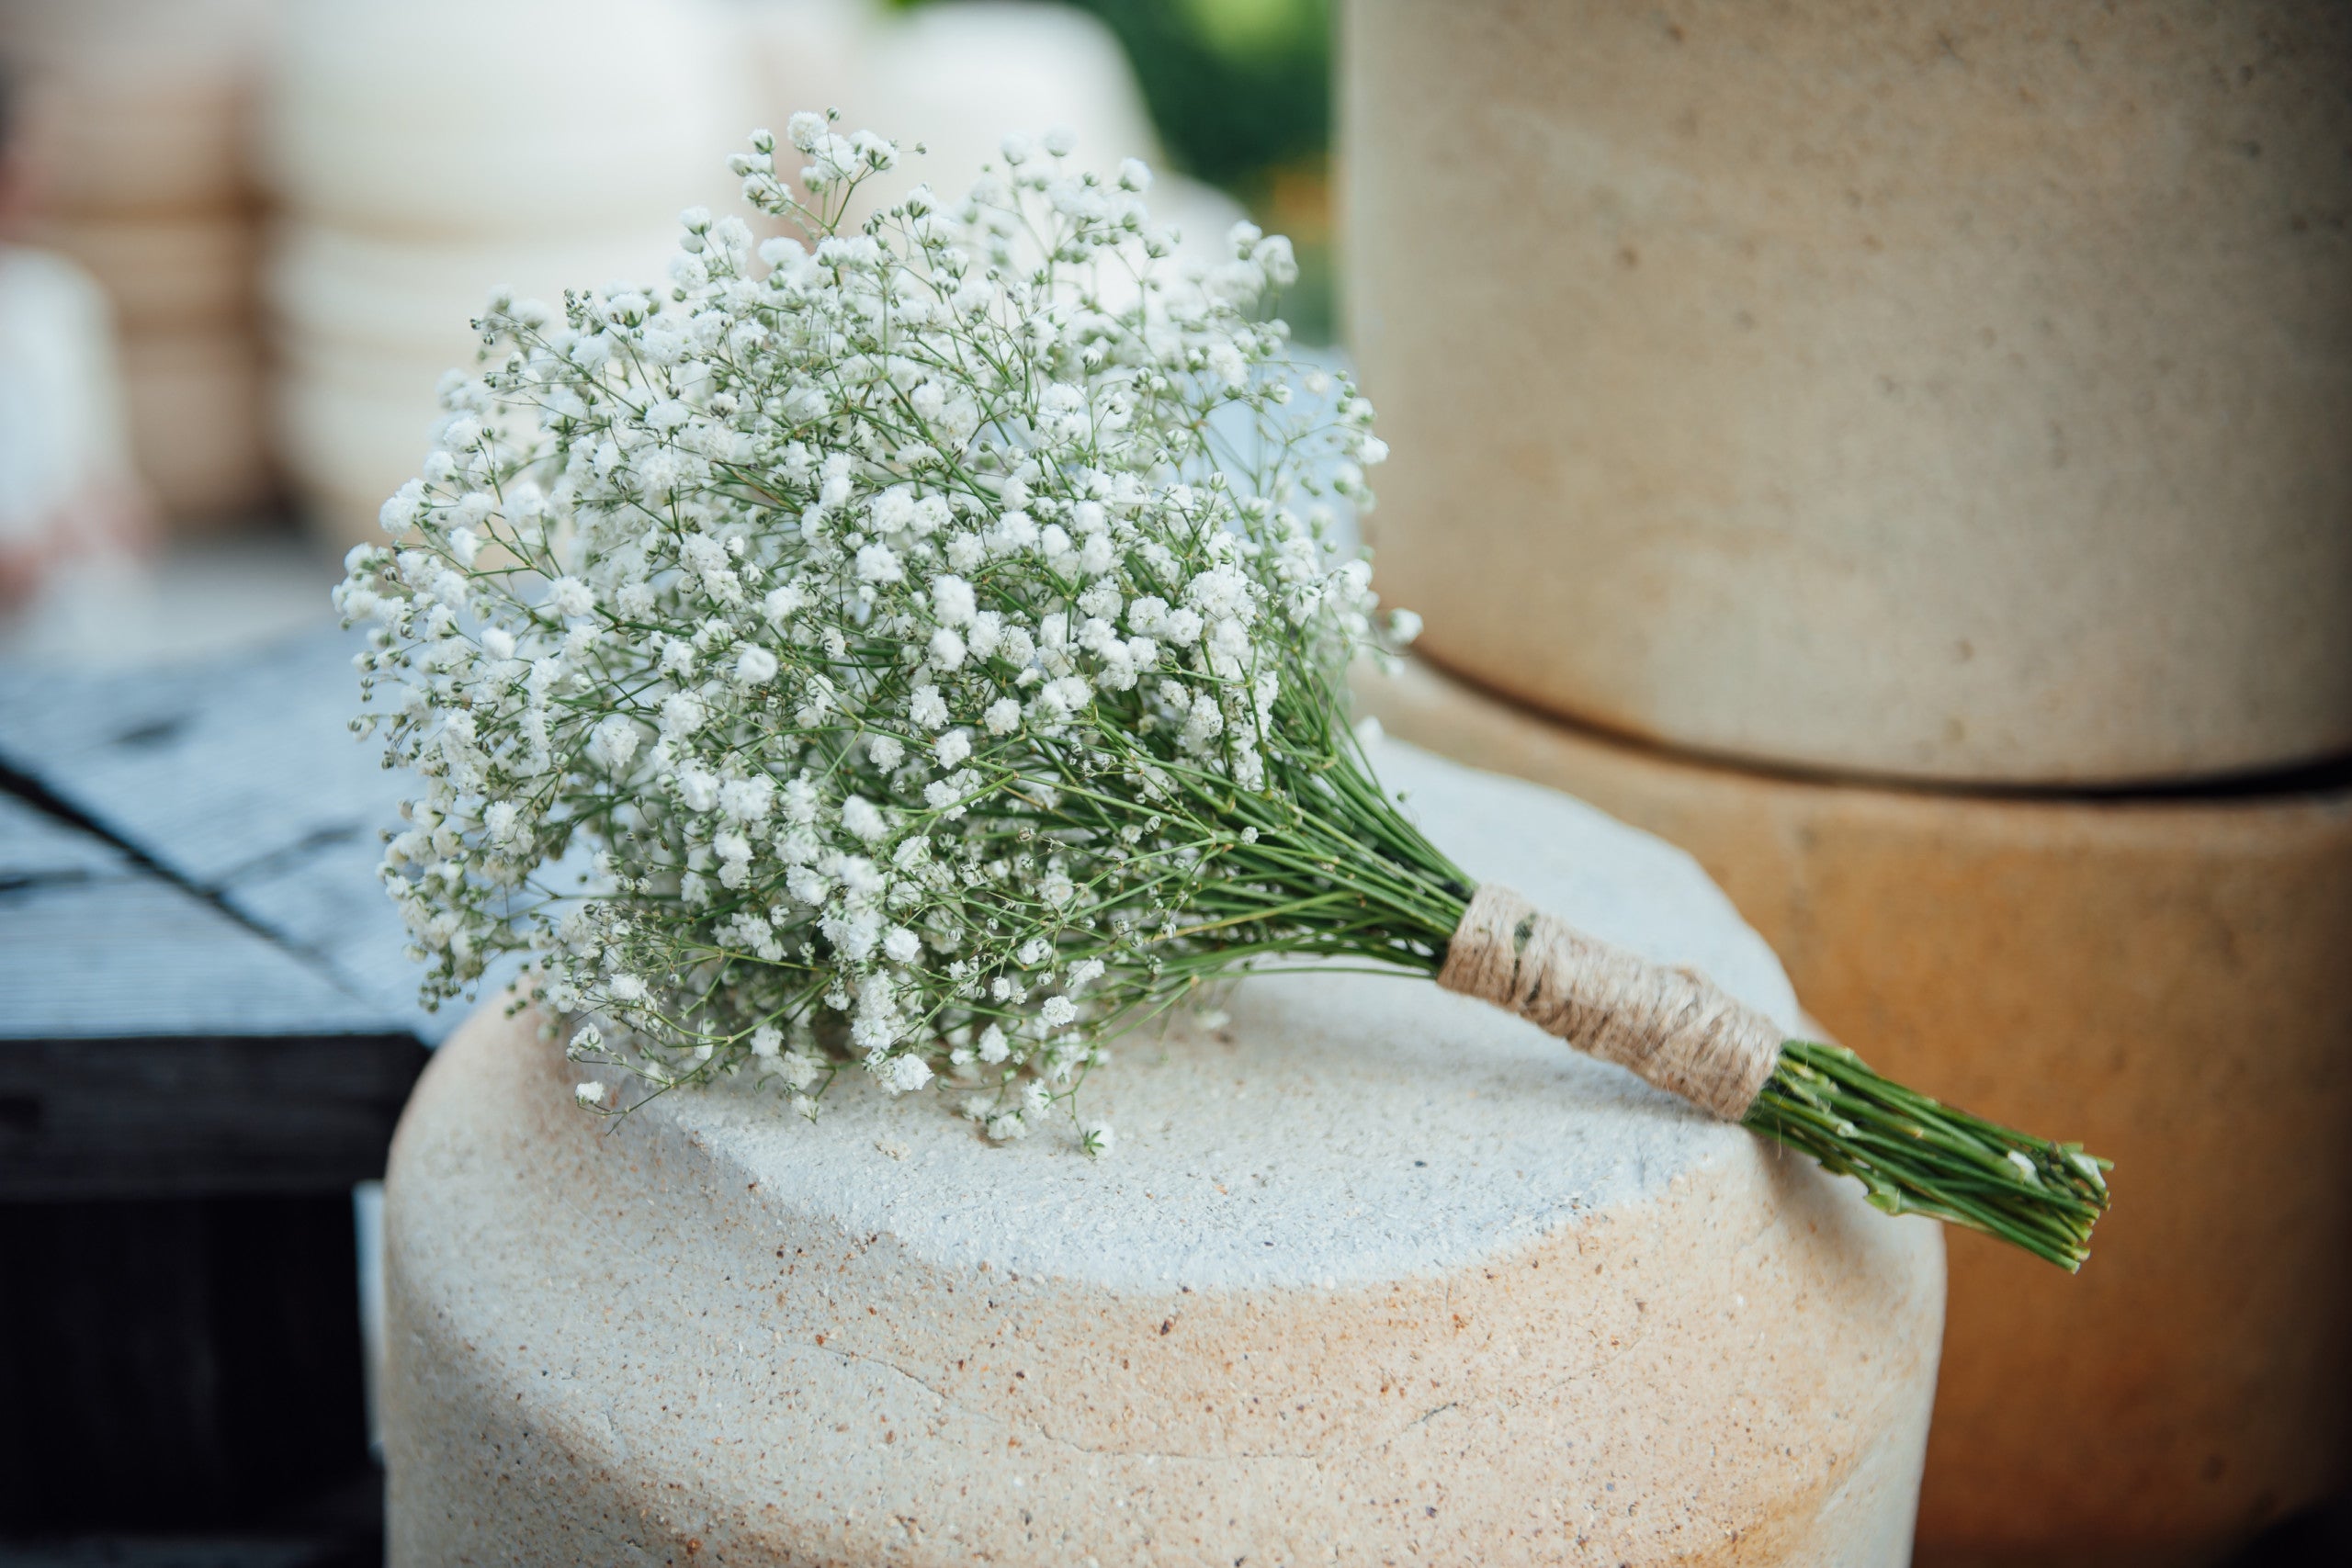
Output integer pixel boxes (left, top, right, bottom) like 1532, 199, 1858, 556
1309, 745, 2112, 1271
1743, 1039, 2110, 1271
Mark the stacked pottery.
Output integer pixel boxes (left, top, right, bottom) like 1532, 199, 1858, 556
1341, 2, 2352, 1562
848, 0, 1250, 289
6, 0, 280, 528
385, 741, 1947, 1564
256, 0, 760, 554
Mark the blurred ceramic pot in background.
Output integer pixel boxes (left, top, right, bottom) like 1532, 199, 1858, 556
1342, 0, 2352, 786
4, 0, 280, 527
258, 0, 760, 552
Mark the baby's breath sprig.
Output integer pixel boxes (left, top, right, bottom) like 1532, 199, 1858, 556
337, 113, 2106, 1267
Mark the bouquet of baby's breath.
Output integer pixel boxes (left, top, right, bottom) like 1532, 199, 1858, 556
337, 114, 2109, 1269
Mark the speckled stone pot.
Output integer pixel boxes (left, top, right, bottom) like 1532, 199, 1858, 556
1342, 0, 2352, 786
1361, 660, 2352, 1564
382, 742, 1944, 1565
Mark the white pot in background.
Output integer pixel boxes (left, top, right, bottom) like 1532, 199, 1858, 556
259, 0, 756, 240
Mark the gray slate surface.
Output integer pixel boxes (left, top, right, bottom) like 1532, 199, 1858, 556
0, 622, 452, 1041
0, 622, 442, 1196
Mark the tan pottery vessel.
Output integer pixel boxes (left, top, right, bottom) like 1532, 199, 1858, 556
384, 742, 1945, 1565
1342, 0, 2352, 785
1359, 658, 2352, 1563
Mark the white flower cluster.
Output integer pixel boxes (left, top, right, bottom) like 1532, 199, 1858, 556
336, 113, 1410, 1144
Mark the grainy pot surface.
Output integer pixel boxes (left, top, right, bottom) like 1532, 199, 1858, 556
1343, 0, 2352, 785
383, 743, 1944, 1565
1363, 660, 2352, 1563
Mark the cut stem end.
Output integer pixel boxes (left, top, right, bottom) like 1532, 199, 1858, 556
1743, 1040, 2111, 1272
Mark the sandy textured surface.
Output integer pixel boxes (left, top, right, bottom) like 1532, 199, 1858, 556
1364, 660, 2352, 1562
1345, 0, 2352, 785
385, 741, 1942, 1564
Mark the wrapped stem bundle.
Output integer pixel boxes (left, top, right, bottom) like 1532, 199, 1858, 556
337, 115, 2109, 1269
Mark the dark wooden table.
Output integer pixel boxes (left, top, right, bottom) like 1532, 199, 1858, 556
0, 623, 435, 1562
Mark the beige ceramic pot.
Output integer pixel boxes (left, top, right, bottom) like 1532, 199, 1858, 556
1360, 659, 2352, 1564
384, 742, 1944, 1565
1342, 0, 2352, 785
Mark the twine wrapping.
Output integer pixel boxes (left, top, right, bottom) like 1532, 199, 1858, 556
1436, 883, 1783, 1121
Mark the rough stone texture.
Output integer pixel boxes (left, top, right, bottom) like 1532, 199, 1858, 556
1342, 0, 2352, 785
384, 742, 1944, 1566
1361, 659, 2352, 1564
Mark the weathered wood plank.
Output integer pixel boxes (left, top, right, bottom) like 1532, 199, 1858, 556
0, 621, 458, 1036
0, 875, 401, 1043
0, 621, 401, 890
0, 792, 130, 884
0, 1031, 426, 1199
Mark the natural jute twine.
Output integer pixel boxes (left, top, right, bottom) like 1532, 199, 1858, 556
1435, 883, 1783, 1120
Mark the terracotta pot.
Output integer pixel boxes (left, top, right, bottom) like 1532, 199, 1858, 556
1341, 0, 2352, 785
1360, 657, 2352, 1563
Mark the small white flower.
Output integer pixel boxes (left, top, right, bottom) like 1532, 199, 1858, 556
882, 1053, 933, 1095
548, 576, 594, 617
736, 644, 779, 684
575, 1080, 608, 1107
718, 774, 775, 822
842, 795, 888, 841
676, 765, 720, 813
588, 716, 641, 772
660, 691, 707, 737
932, 574, 977, 626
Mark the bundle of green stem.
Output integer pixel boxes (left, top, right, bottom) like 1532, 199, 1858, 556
338, 113, 2109, 1275
1069, 684, 2110, 1272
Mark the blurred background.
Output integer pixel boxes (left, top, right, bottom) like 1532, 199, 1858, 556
0, 0, 1334, 659
1, 2, 2346, 1566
